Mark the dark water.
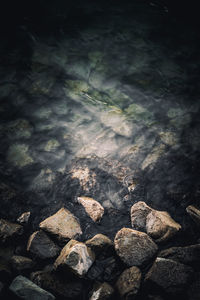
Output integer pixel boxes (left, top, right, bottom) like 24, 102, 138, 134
0, 0, 200, 243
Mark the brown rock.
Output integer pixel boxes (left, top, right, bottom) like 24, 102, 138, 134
27, 231, 60, 259
86, 234, 113, 256
54, 240, 95, 277
114, 228, 158, 267
186, 205, 200, 227
77, 196, 104, 222
116, 266, 141, 299
131, 201, 152, 231
89, 282, 114, 300
17, 212, 31, 224
39, 208, 82, 242
10, 255, 34, 272
0, 219, 23, 243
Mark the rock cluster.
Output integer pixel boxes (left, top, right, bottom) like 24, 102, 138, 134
0, 203, 199, 299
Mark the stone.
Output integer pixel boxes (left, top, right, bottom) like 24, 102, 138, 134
0, 218, 23, 243
158, 244, 200, 266
10, 255, 34, 273
31, 270, 83, 299
144, 257, 194, 294
9, 275, 55, 300
27, 231, 60, 260
186, 205, 200, 227
114, 228, 158, 267
0, 262, 11, 282
17, 212, 31, 224
116, 266, 142, 299
86, 234, 113, 256
131, 201, 152, 231
39, 208, 82, 242
77, 196, 104, 222
54, 239, 95, 277
89, 282, 114, 300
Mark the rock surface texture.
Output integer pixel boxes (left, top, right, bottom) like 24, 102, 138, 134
77, 196, 104, 222
0, 219, 23, 243
86, 234, 113, 256
186, 205, 200, 227
89, 282, 114, 300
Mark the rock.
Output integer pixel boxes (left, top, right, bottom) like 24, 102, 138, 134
86, 234, 113, 256
114, 228, 158, 267
144, 257, 194, 294
31, 270, 83, 299
54, 240, 95, 277
116, 266, 142, 299
77, 196, 104, 222
9, 275, 55, 300
131, 201, 152, 231
0, 218, 23, 243
158, 244, 200, 266
17, 212, 31, 224
188, 272, 200, 300
186, 205, 200, 227
39, 208, 82, 242
0, 262, 11, 282
10, 255, 34, 273
89, 282, 114, 300
27, 231, 60, 260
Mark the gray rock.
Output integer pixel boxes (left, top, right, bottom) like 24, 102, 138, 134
27, 231, 60, 260
17, 212, 31, 224
0, 218, 23, 243
10, 255, 34, 273
89, 282, 114, 300
131, 201, 152, 231
186, 205, 200, 227
114, 228, 158, 267
9, 275, 55, 300
86, 234, 113, 257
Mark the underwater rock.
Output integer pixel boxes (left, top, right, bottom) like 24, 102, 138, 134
114, 228, 158, 267
7, 144, 33, 168
9, 275, 55, 300
10, 255, 34, 273
89, 282, 114, 300
0, 219, 23, 244
39, 208, 82, 242
27, 231, 60, 260
116, 266, 142, 299
77, 196, 104, 222
186, 205, 200, 227
54, 240, 95, 277
17, 212, 31, 225
86, 234, 113, 257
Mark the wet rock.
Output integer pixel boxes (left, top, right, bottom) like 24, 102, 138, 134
77, 196, 104, 222
31, 270, 83, 299
39, 208, 82, 242
114, 228, 158, 267
17, 212, 31, 225
0, 219, 23, 243
9, 275, 55, 300
131, 201, 152, 231
188, 272, 200, 300
89, 282, 114, 300
27, 231, 60, 260
158, 244, 200, 266
186, 205, 200, 227
86, 234, 113, 257
116, 266, 142, 299
10, 255, 35, 273
54, 240, 95, 277
144, 257, 194, 294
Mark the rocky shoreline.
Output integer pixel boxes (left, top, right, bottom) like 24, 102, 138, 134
0, 201, 200, 300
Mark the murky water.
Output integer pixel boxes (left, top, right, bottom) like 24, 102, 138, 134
0, 1, 200, 242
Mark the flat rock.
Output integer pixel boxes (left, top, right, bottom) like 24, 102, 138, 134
114, 228, 158, 267
158, 244, 200, 266
9, 275, 55, 300
77, 196, 104, 222
116, 266, 141, 299
0, 219, 23, 243
86, 234, 113, 256
186, 205, 200, 227
10, 255, 34, 272
39, 208, 82, 242
54, 240, 95, 277
27, 231, 60, 259
145, 257, 194, 294
89, 282, 114, 300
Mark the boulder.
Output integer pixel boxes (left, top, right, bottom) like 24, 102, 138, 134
39, 208, 82, 242
9, 275, 55, 300
114, 228, 158, 267
17, 212, 31, 224
54, 240, 95, 277
86, 234, 113, 256
89, 282, 114, 300
186, 205, 200, 227
77, 196, 104, 222
10, 255, 34, 273
116, 266, 141, 299
0, 218, 23, 243
131, 201, 152, 231
144, 257, 194, 294
27, 231, 60, 259
158, 244, 200, 266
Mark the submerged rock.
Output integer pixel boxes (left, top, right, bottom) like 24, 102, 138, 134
17, 212, 31, 225
114, 228, 158, 267
27, 231, 60, 260
39, 208, 82, 242
86, 234, 113, 257
116, 266, 142, 299
54, 240, 95, 277
145, 257, 194, 294
10, 255, 34, 273
77, 196, 104, 222
89, 282, 114, 300
9, 275, 55, 300
0, 219, 23, 243
186, 205, 200, 227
